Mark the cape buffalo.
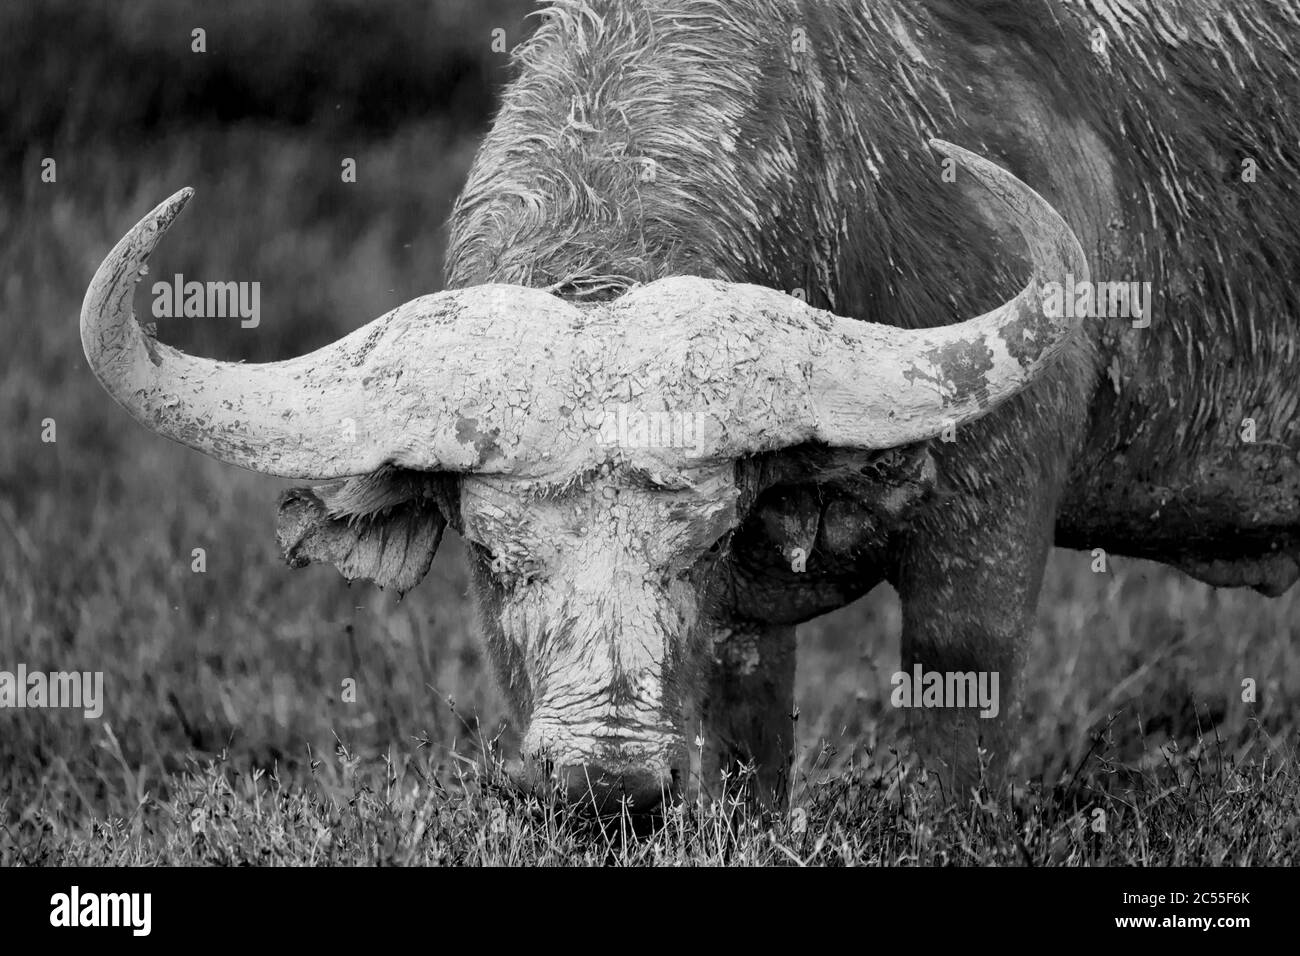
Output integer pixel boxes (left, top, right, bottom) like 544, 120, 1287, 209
82, 0, 1300, 811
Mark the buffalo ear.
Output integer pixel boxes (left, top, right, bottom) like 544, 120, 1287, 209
276, 477, 448, 597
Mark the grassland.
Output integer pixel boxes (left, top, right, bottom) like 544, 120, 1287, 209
2, 0, 1298, 866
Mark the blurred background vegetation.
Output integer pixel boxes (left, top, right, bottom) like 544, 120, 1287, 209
1, 0, 1297, 861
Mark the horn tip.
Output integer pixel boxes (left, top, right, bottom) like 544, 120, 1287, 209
158, 187, 195, 227
927, 138, 977, 165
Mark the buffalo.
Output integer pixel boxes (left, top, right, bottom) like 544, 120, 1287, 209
82, 0, 1299, 811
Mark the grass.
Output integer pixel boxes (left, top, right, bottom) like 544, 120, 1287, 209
2, 0, 1299, 866
11, 715, 1300, 865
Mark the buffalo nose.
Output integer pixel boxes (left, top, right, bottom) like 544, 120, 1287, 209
560, 764, 673, 813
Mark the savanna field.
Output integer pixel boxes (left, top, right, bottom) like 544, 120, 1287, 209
2, 0, 1298, 866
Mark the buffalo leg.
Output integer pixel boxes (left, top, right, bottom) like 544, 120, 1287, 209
699, 621, 797, 809
893, 478, 1058, 802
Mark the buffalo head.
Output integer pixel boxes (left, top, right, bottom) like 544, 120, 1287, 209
82, 141, 1086, 813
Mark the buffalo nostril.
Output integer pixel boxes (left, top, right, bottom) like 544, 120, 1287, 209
560, 763, 673, 813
